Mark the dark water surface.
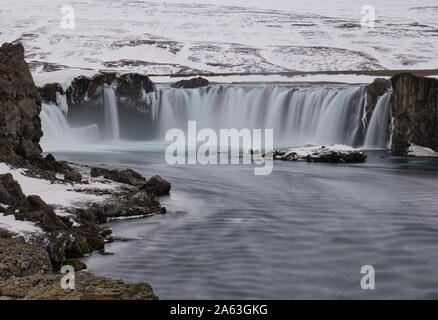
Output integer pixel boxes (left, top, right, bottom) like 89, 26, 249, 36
52, 149, 438, 299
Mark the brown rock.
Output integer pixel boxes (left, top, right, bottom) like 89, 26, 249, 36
391, 73, 438, 155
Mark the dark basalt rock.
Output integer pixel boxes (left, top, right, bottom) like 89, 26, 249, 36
64, 72, 155, 106
64, 170, 82, 183
90, 167, 146, 186
391, 73, 438, 155
38, 83, 64, 104
171, 77, 210, 89
0, 42, 43, 164
141, 175, 171, 196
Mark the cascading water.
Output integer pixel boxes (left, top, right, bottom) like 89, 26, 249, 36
156, 85, 369, 147
363, 92, 392, 149
40, 83, 393, 150
40, 103, 98, 151
103, 86, 121, 140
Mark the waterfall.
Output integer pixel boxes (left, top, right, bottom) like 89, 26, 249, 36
103, 86, 121, 140
363, 92, 392, 149
40, 83, 393, 150
156, 85, 367, 147
40, 103, 98, 151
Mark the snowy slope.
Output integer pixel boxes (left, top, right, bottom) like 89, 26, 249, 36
1, 0, 437, 85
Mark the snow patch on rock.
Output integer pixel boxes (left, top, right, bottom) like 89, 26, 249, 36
407, 144, 438, 157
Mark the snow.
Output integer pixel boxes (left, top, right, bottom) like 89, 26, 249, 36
407, 144, 438, 158
0, 162, 119, 209
1, 0, 437, 86
285, 143, 360, 157
266, 143, 364, 161
0, 212, 43, 239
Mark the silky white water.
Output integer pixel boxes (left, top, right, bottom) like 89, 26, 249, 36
103, 86, 121, 141
40, 103, 98, 150
41, 84, 393, 151
363, 92, 392, 149
156, 85, 370, 147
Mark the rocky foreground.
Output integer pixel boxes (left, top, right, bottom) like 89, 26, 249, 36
0, 42, 170, 299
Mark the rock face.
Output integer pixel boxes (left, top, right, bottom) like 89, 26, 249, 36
171, 77, 210, 89
391, 73, 438, 156
0, 43, 43, 164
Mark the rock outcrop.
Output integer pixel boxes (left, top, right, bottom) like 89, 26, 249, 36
391, 73, 438, 156
171, 77, 210, 89
0, 43, 43, 164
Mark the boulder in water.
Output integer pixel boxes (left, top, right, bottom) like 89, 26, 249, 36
267, 144, 367, 163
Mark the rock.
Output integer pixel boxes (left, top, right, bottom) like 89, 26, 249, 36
61, 259, 87, 272
0, 42, 43, 164
66, 72, 155, 110
115, 73, 155, 104
269, 144, 367, 163
0, 173, 28, 208
171, 77, 209, 89
0, 271, 157, 300
90, 167, 146, 186
391, 73, 438, 156
64, 170, 82, 183
0, 236, 52, 280
38, 83, 64, 104
141, 175, 171, 196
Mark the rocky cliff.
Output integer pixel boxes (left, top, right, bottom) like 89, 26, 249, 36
391, 73, 438, 155
0, 43, 43, 164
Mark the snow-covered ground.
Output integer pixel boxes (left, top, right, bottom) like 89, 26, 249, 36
1, 0, 437, 85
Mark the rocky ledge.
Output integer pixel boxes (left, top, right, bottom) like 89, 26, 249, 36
266, 144, 367, 163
